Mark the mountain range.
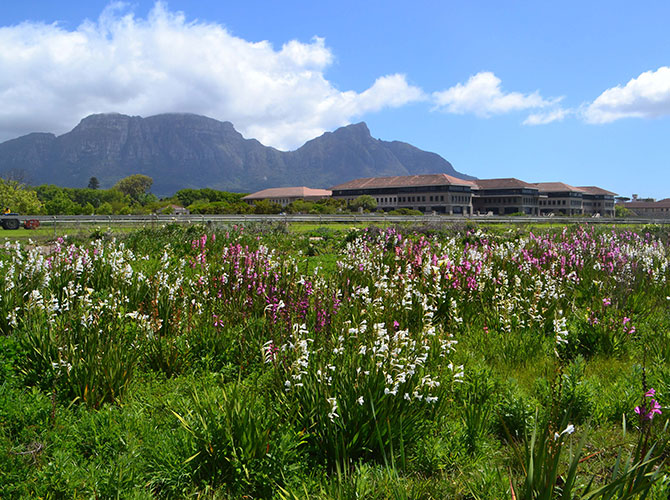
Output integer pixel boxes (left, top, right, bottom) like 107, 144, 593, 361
0, 113, 474, 196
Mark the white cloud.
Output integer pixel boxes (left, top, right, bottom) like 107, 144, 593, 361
0, 2, 423, 149
523, 107, 571, 125
583, 66, 670, 124
432, 71, 559, 117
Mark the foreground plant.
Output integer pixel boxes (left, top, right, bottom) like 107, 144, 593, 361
509, 388, 667, 500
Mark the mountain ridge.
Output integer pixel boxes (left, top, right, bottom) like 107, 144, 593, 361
0, 113, 475, 196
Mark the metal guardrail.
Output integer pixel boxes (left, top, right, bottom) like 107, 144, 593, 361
13, 214, 670, 226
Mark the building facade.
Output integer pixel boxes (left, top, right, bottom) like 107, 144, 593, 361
472, 178, 540, 215
578, 186, 616, 217
534, 182, 585, 216
621, 198, 670, 218
330, 174, 475, 214
242, 187, 332, 207
329, 174, 617, 217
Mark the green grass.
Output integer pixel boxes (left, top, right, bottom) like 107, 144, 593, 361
1, 223, 669, 499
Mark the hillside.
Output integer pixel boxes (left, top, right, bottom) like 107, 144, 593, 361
0, 113, 474, 195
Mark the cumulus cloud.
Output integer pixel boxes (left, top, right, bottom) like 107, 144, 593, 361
583, 66, 670, 124
0, 2, 423, 149
432, 71, 559, 117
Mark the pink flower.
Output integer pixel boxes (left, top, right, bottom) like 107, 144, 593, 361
602, 298, 611, 307
635, 388, 663, 421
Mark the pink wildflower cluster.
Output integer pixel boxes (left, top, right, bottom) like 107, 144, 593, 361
635, 388, 662, 421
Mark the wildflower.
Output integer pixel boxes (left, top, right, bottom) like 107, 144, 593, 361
635, 388, 663, 421
357, 396, 364, 405
602, 298, 611, 306
327, 397, 339, 421
553, 424, 575, 441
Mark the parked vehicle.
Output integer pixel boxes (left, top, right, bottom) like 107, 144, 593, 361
1, 210, 40, 230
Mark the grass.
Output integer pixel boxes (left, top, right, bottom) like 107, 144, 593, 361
0, 222, 669, 498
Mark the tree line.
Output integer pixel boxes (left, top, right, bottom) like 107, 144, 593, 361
1, 175, 419, 216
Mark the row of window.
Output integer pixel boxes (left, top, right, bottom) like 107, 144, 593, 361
478, 197, 535, 205
540, 199, 568, 206
376, 194, 471, 204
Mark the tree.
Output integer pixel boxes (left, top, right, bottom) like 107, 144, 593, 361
88, 177, 100, 190
350, 195, 377, 212
615, 205, 632, 218
44, 192, 78, 215
113, 174, 153, 202
96, 202, 113, 215
0, 179, 43, 214
253, 199, 282, 214
1, 168, 33, 185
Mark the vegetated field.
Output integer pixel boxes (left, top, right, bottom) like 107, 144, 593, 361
1, 222, 669, 498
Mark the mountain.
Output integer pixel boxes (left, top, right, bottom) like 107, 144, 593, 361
0, 113, 474, 195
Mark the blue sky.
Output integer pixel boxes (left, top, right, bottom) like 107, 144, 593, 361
1, 1, 669, 198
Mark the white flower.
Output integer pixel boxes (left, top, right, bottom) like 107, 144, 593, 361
357, 396, 364, 405
553, 424, 575, 441
327, 397, 339, 421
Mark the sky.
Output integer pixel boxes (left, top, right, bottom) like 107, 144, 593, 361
1, 1, 669, 198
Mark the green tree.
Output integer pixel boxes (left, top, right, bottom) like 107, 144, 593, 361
88, 177, 100, 190
0, 179, 43, 214
253, 199, 282, 214
113, 174, 153, 202
44, 192, 79, 215
96, 202, 113, 215
350, 195, 377, 212
286, 199, 314, 214
615, 204, 632, 218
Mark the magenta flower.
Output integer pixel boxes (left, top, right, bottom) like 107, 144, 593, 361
635, 388, 663, 421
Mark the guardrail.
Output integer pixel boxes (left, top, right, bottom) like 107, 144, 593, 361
13, 214, 670, 226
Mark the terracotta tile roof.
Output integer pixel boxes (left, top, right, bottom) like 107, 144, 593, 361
472, 178, 538, 190
625, 199, 670, 208
576, 186, 618, 196
532, 182, 584, 193
242, 187, 332, 200
330, 174, 475, 190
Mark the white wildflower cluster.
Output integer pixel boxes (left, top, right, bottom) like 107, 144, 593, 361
553, 312, 569, 354
282, 323, 313, 390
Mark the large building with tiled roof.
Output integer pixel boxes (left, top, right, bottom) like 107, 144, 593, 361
622, 198, 670, 218
534, 182, 587, 216
471, 178, 540, 215
576, 186, 616, 217
330, 174, 617, 216
330, 174, 476, 215
243, 187, 332, 207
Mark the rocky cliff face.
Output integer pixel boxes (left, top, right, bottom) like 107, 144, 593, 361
0, 113, 473, 195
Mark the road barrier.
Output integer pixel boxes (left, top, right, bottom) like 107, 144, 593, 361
15, 213, 670, 227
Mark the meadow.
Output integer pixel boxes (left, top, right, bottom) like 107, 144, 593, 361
1, 222, 669, 499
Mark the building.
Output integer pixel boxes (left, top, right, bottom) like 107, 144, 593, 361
329, 173, 618, 217
621, 198, 670, 218
577, 186, 616, 217
242, 187, 332, 207
534, 182, 586, 216
330, 174, 476, 214
472, 178, 540, 215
